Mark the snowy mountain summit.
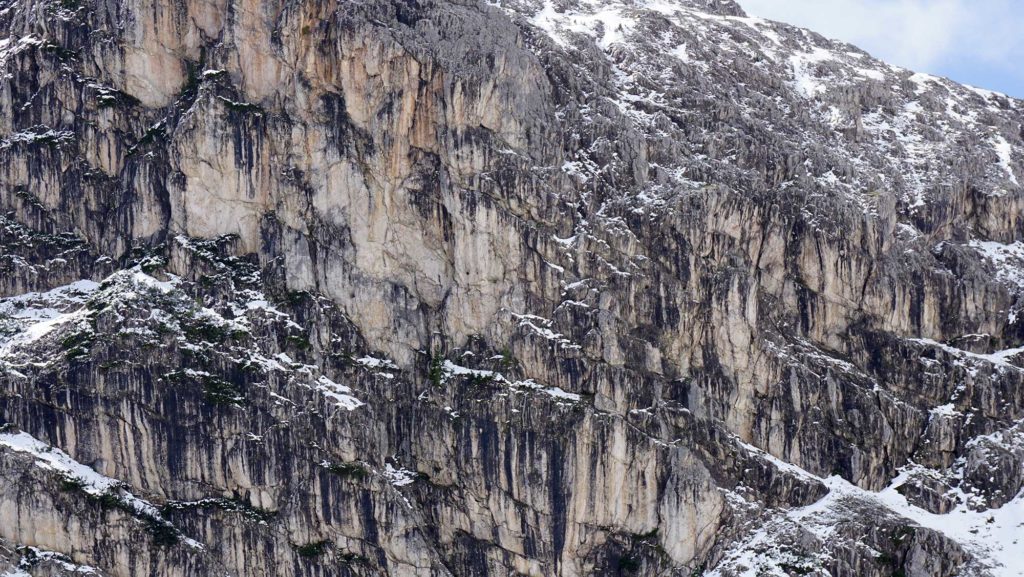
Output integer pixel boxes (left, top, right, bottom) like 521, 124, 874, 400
0, 0, 1022, 575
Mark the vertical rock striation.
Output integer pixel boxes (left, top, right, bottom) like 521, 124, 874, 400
0, 0, 1022, 575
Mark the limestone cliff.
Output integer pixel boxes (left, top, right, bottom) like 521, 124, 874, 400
0, 0, 1022, 575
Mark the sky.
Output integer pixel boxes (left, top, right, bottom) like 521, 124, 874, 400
736, 0, 1024, 98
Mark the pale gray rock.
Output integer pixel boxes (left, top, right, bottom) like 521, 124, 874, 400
0, 0, 1022, 575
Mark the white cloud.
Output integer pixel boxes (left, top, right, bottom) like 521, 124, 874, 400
737, 0, 1022, 73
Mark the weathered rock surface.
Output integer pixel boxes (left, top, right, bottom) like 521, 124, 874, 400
0, 0, 1022, 575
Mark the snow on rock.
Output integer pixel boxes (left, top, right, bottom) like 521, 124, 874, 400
311, 376, 365, 411
968, 240, 1024, 289
509, 378, 584, 402
0, 280, 100, 362
356, 356, 399, 370
788, 46, 834, 98
0, 264, 370, 413
0, 431, 203, 550
813, 473, 1023, 576
441, 359, 498, 379
1, 546, 104, 576
909, 337, 1024, 373
993, 135, 1020, 187
494, 0, 1021, 220
355, 355, 399, 379
723, 437, 1024, 577
0, 431, 127, 496
540, 386, 582, 401
438, 359, 584, 403
510, 312, 582, 350
383, 464, 417, 487
929, 403, 962, 419
3, 0, 1023, 574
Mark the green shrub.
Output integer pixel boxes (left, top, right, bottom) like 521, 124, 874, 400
323, 461, 368, 480
294, 540, 330, 558
617, 556, 640, 572
144, 517, 180, 546
61, 330, 95, 361
779, 563, 813, 576
182, 318, 230, 344
161, 497, 276, 523
286, 334, 311, 350
466, 372, 495, 387
203, 377, 245, 406
126, 123, 166, 155
498, 348, 517, 371
59, 475, 87, 492
220, 498, 277, 522
428, 355, 445, 387
340, 552, 367, 564
285, 291, 310, 305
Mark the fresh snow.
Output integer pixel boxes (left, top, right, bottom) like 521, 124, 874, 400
510, 312, 582, 350
909, 71, 942, 94
439, 360, 583, 403
788, 47, 833, 98
968, 240, 1024, 288
909, 337, 1024, 372
0, 431, 203, 550
442, 359, 497, 378
508, 378, 583, 402
799, 473, 1024, 576
0, 269, 368, 413
0, 279, 100, 361
733, 439, 1024, 576
311, 376, 364, 411
929, 403, 962, 418
1, 547, 101, 575
529, 0, 635, 49
0, 431, 126, 496
383, 464, 417, 487
492, 0, 1022, 220
539, 386, 582, 401
356, 356, 398, 370
993, 135, 1020, 187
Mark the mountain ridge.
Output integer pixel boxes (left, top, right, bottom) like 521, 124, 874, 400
0, 0, 1022, 575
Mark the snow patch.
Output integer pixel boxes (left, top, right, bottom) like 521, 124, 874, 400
311, 376, 364, 411
439, 360, 583, 404
968, 240, 1024, 288
0, 279, 101, 362
909, 337, 1024, 372
383, 464, 417, 487
0, 431, 203, 550
993, 135, 1019, 187
356, 356, 399, 371
732, 436, 1024, 576
510, 312, 582, 350
789, 47, 833, 98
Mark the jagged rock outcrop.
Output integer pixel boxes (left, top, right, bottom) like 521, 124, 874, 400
1, 0, 1022, 575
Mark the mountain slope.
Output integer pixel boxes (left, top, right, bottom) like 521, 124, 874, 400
0, 0, 1022, 575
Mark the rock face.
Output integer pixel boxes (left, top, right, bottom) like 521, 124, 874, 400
0, 0, 1022, 575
